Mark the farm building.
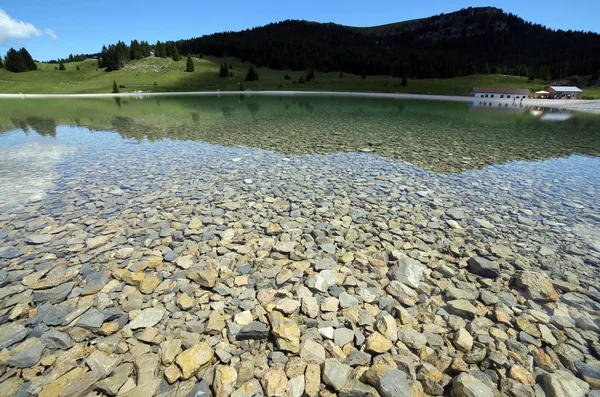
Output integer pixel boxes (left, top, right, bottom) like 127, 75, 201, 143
470, 87, 531, 99
546, 86, 583, 99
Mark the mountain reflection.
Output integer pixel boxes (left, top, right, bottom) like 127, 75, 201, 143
1, 96, 599, 173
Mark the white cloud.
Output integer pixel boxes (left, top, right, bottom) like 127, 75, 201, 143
0, 9, 57, 45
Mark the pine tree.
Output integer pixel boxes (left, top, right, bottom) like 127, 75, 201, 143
5, 48, 27, 72
219, 63, 229, 77
298, 76, 305, 84
0, 57, 4, 69
130, 40, 142, 60
401, 72, 407, 86
339, 71, 343, 78
59, 62, 66, 70
186, 54, 195, 72
245, 65, 259, 81
284, 73, 290, 80
169, 42, 180, 61
76, 65, 80, 71
305, 70, 311, 82
309, 69, 315, 80
112, 80, 119, 93
19, 48, 37, 71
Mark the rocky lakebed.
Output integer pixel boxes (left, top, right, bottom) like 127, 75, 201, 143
0, 97, 599, 397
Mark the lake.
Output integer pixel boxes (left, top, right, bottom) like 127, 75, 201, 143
0, 95, 599, 396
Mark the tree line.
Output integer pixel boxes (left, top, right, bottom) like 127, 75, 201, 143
1, 48, 37, 72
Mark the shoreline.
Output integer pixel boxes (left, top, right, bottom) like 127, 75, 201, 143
1, 90, 599, 114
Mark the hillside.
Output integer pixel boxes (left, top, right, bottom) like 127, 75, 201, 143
177, 7, 600, 79
2, 56, 582, 96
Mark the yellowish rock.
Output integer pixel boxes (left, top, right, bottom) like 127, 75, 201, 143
261, 368, 288, 396
164, 365, 182, 384
39, 367, 87, 397
99, 321, 120, 336
365, 331, 392, 354
509, 365, 535, 386
140, 276, 160, 294
177, 293, 195, 310
175, 343, 214, 380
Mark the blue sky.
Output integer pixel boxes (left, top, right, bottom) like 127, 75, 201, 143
1, 0, 598, 61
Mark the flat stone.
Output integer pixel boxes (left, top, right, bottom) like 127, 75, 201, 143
0, 323, 28, 349
75, 308, 105, 331
33, 281, 74, 304
41, 330, 73, 350
340, 380, 380, 397
261, 368, 288, 396
237, 321, 269, 340
301, 339, 326, 363
386, 280, 418, 306
543, 370, 590, 397
188, 269, 218, 288
575, 361, 600, 390
388, 257, 427, 288
214, 366, 238, 397
302, 296, 319, 318
452, 373, 494, 397
26, 234, 53, 244
276, 298, 300, 314
323, 358, 351, 391
86, 235, 112, 249
175, 343, 213, 380
467, 257, 500, 278
81, 270, 110, 295
447, 299, 478, 317
401, 327, 427, 350
334, 327, 355, 347
366, 331, 392, 354
134, 353, 159, 385
87, 350, 121, 377
0, 247, 21, 259
160, 339, 182, 365
129, 308, 165, 329
515, 271, 559, 302
231, 379, 263, 397
376, 369, 410, 397
8, 342, 45, 368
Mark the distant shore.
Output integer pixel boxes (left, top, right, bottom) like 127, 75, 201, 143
1, 91, 599, 114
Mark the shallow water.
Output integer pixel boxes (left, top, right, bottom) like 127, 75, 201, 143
0, 95, 599, 394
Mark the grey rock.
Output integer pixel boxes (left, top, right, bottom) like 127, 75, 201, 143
452, 373, 494, 397
75, 309, 105, 331
26, 234, 52, 244
81, 270, 110, 295
345, 350, 372, 367
388, 257, 427, 289
543, 370, 590, 397
334, 328, 355, 347
129, 308, 166, 329
467, 257, 500, 278
376, 369, 410, 397
322, 358, 352, 391
0, 247, 22, 259
43, 306, 76, 326
41, 330, 73, 350
340, 380, 380, 397
33, 282, 74, 304
0, 323, 28, 349
575, 361, 600, 389
8, 343, 45, 368
237, 321, 269, 340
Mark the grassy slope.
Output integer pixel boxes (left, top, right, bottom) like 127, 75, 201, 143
1, 56, 599, 98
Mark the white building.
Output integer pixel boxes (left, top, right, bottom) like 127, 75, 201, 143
470, 87, 531, 99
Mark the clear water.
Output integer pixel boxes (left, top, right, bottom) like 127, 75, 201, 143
1, 95, 600, 310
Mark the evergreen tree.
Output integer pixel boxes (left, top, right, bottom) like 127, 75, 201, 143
245, 65, 259, 81
169, 42, 180, 61
309, 69, 315, 80
130, 40, 142, 60
305, 70, 311, 82
339, 71, 343, 78
112, 80, 119, 93
0, 57, 4, 69
186, 54, 195, 72
5, 48, 27, 72
401, 72, 407, 86
59, 62, 66, 70
483, 63, 491, 74
229, 63, 232, 70
76, 65, 80, 71
284, 73, 290, 80
19, 48, 37, 71
298, 76, 305, 84
219, 63, 229, 77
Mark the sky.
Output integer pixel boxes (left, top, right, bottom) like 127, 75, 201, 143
1, 0, 598, 61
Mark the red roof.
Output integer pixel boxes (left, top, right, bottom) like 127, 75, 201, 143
471, 87, 531, 95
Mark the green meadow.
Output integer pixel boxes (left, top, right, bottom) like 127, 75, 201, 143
1, 56, 599, 98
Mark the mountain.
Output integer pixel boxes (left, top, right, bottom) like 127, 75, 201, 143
176, 7, 600, 80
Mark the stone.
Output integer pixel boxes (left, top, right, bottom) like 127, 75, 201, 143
26, 234, 53, 244
140, 276, 160, 294
276, 298, 300, 314
543, 370, 590, 397
175, 343, 214, 380
81, 270, 110, 295
0, 246, 21, 259
510, 365, 535, 386
386, 281, 418, 306
237, 321, 269, 340
302, 296, 320, 318
189, 269, 218, 288
270, 312, 300, 353
8, 343, 45, 368
119, 378, 161, 397
214, 365, 238, 397
287, 375, 305, 397
454, 328, 474, 352
366, 332, 393, 354
234, 310, 253, 326
134, 353, 159, 385
177, 293, 195, 310
231, 379, 264, 397
467, 257, 500, 278
340, 380, 380, 397
129, 308, 165, 329
321, 296, 340, 312
274, 241, 297, 254
301, 340, 326, 363
160, 339, 182, 366
75, 308, 105, 331
86, 234, 111, 249
375, 369, 410, 397
323, 358, 352, 391
575, 361, 600, 390
452, 373, 494, 397
515, 271, 559, 302
305, 363, 321, 397
261, 368, 288, 396
334, 327, 355, 347
447, 299, 478, 317
533, 348, 557, 372
401, 327, 427, 350
96, 369, 131, 395
0, 323, 28, 349
41, 330, 73, 350
388, 257, 427, 288
376, 315, 397, 342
